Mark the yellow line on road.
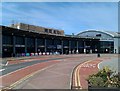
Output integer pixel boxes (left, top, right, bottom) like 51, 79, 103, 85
74, 59, 94, 89
2, 63, 58, 90
77, 65, 81, 88
74, 66, 78, 87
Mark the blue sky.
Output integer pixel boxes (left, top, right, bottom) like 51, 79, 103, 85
1, 2, 118, 34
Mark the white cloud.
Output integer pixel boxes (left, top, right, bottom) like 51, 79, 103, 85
1, 2, 118, 34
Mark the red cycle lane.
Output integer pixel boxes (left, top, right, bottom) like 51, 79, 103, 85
72, 57, 111, 89
1, 60, 60, 89
7, 56, 61, 65
79, 59, 102, 89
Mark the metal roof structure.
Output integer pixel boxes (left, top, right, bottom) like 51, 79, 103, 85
1, 25, 99, 41
77, 29, 120, 38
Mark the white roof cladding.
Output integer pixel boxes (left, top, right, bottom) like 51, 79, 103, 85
77, 30, 120, 38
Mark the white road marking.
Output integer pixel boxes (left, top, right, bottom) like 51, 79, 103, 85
5, 62, 9, 66
0, 60, 60, 78
0, 69, 5, 72
0, 85, 5, 89
81, 63, 96, 68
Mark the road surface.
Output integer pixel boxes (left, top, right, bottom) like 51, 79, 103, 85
1, 54, 118, 89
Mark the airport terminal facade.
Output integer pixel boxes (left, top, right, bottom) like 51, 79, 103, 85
77, 30, 120, 54
0, 23, 119, 58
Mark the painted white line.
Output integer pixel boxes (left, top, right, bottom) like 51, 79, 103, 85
81, 63, 96, 68
4, 62, 59, 89
97, 59, 109, 70
0, 85, 5, 89
97, 61, 102, 69
0, 60, 59, 78
0, 69, 5, 72
5, 62, 9, 66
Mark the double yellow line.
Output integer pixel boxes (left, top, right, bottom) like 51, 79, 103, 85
74, 64, 82, 89
74, 60, 93, 89
1, 63, 58, 90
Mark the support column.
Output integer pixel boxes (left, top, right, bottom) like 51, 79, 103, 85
13, 36, 16, 57
61, 40, 63, 54
84, 40, 86, 54
114, 38, 119, 54
52, 38, 54, 53
76, 41, 79, 54
35, 38, 37, 53
69, 40, 71, 54
25, 37, 27, 53
44, 38, 47, 53
0, 30, 2, 57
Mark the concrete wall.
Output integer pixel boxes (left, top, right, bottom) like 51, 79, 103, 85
11, 23, 64, 35
114, 38, 120, 54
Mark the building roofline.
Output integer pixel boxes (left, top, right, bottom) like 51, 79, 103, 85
76, 29, 118, 37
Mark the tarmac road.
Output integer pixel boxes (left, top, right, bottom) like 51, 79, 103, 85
14, 54, 98, 89
1, 54, 118, 89
1, 56, 70, 76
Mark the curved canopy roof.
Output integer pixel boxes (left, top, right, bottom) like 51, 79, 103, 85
77, 30, 120, 38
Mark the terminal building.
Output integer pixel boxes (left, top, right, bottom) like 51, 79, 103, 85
77, 30, 120, 54
0, 23, 119, 58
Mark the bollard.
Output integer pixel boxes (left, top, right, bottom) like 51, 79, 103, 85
97, 53, 100, 57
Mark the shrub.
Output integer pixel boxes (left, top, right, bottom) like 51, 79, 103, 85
87, 66, 120, 88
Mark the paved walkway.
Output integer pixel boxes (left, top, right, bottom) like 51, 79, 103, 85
98, 57, 119, 74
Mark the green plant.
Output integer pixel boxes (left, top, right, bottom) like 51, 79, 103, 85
87, 66, 120, 88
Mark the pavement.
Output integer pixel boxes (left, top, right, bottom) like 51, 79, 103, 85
98, 57, 119, 74
72, 54, 118, 89
0, 54, 118, 90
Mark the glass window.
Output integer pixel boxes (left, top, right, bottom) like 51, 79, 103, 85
37, 38, 44, 46
49, 29, 52, 33
54, 30, 56, 34
44, 29, 48, 33
96, 34, 101, 37
16, 36, 24, 45
27, 37, 35, 47
2, 35, 12, 44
